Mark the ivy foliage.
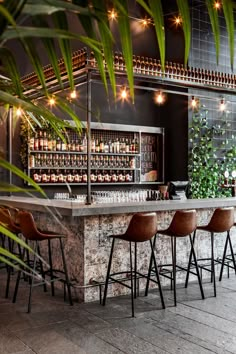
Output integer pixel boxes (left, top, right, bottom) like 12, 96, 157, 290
188, 102, 235, 199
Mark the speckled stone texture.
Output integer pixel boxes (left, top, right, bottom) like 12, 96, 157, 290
28, 208, 236, 303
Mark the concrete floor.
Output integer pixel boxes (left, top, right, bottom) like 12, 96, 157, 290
1, 270, 236, 354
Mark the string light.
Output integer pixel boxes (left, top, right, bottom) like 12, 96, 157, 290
120, 86, 128, 101
214, 1, 221, 10
108, 9, 117, 21
154, 91, 165, 105
140, 17, 152, 28
49, 97, 55, 106
220, 98, 225, 111
173, 15, 182, 27
70, 90, 77, 99
16, 108, 22, 116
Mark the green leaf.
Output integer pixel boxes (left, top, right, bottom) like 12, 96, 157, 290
114, 0, 134, 101
22, 0, 90, 16
148, 0, 165, 71
0, 158, 46, 196
205, 0, 220, 64
176, 0, 191, 66
222, 0, 234, 70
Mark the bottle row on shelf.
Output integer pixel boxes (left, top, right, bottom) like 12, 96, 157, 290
32, 169, 134, 184
89, 52, 236, 88
29, 131, 139, 154
29, 153, 137, 169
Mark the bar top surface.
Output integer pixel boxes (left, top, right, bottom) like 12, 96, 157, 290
0, 196, 235, 216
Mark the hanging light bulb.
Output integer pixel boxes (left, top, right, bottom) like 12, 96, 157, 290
220, 98, 225, 111
214, 1, 221, 10
16, 108, 22, 116
141, 17, 151, 28
191, 96, 197, 108
70, 90, 77, 99
108, 9, 117, 21
154, 91, 165, 105
120, 86, 128, 100
174, 16, 182, 26
49, 97, 55, 106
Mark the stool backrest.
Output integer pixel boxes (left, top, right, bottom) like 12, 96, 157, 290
0, 207, 21, 234
168, 210, 197, 237
17, 210, 40, 240
125, 212, 157, 242
208, 207, 234, 233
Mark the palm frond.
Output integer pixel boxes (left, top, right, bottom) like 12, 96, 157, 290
222, 0, 234, 70
205, 0, 220, 65
176, 0, 191, 66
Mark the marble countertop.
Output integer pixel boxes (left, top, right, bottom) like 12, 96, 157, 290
0, 195, 236, 216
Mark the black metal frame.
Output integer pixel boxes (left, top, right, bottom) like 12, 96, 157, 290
218, 230, 236, 281
185, 230, 218, 297
103, 238, 165, 317
146, 233, 204, 306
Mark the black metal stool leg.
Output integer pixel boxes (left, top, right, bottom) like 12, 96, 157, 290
28, 241, 38, 313
59, 238, 73, 306
172, 237, 177, 306
129, 241, 134, 317
37, 244, 47, 292
13, 247, 26, 303
185, 230, 196, 288
134, 242, 137, 299
219, 231, 229, 281
103, 238, 115, 306
150, 240, 165, 309
48, 239, 55, 296
189, 234, 205, 299
228, 231, 236, 274
145, 235, 156, 296
211, 232, 216, 297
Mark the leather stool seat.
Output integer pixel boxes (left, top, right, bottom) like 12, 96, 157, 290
185, 207, 235, 296
146, 210, 204, 306
103, 212, 165, 317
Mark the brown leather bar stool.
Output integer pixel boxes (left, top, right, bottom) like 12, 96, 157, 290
103, 212, 165, 317
0, 207, 22, 298
218, 219, 236, 281
145, 210, 204, 306
13, 210, 73, 313
185, 207, 235, 296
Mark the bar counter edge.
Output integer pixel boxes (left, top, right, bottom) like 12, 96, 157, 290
0, 196, 236, 216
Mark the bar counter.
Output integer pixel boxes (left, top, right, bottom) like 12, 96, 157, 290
0, 195, 236, 302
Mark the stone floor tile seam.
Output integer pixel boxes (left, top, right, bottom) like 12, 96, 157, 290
150, 321, 232, 354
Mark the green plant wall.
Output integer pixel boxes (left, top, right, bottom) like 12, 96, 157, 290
188, 101, 235, 199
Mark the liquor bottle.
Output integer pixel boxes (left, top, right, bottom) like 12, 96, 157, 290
29, 154, 35, 168
56, 137, 61, 151
104, 141, 109, 153
52, 134, 57, 151
172, 62, 177, 79
152, 59, 157, 76
132, 55, 137, 73
29, 135, 34, 151
95, 139, 100, 153
130, 157, 135, 169
116, 138, 120, 153
48, 133, 52, 151
61, 137, 67, 151
51, 170, 56, 183
34, 132, 39, 151
43, 131, 48, 151
148, 58, 153, 75
136, 56, 141, 74
75, 139, 80, 152
168, 62, 173, 78
91, 136, 96, 153
114, 52, 119, 70
125, 138, 129, 153
144, 57, 149, 75
135, 138, 139, 153
33, 170, 39, 182
71, 140, 76, 152
140, 56, 145, 74
165, 61, 169, 77
39, 130, 44, 150
180, 64, 185, 79
176, 63, 181, 78
99, 137, 104, 153
157, 60, 161, 76
118, 52, 124, 71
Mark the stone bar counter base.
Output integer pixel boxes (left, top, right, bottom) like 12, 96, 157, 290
0, 196, 235, 302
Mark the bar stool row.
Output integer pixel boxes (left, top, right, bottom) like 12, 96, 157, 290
103, 207, 236, 316
0, 206, 73, 313
0, 205, 235, 316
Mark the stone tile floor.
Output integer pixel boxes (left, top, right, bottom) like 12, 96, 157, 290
1, 270, 236, 354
